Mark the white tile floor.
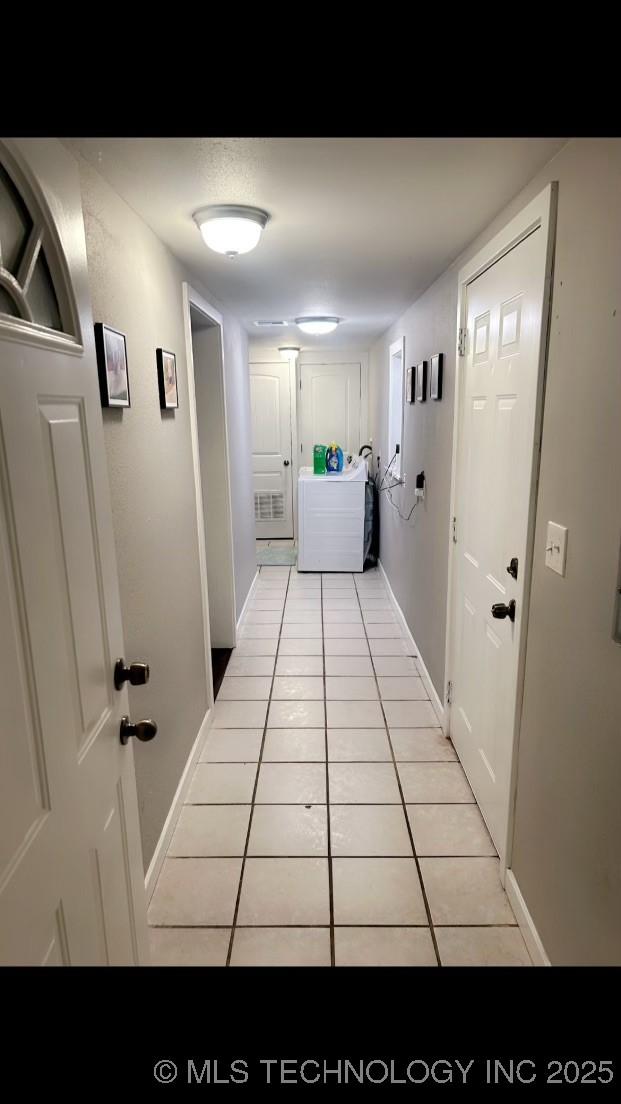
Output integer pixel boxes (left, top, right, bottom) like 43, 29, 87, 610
148, 565, 532, 967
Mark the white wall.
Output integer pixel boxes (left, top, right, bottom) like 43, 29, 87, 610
369, 138, 621, 963
369, 272, 457, 699
76, 153, 255, 867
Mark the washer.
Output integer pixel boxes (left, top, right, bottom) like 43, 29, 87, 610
297, 456, 367, 572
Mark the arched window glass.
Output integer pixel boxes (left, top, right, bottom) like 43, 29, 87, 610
0, 161, 64, 333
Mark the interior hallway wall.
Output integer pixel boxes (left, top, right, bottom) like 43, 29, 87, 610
75, 154, 255, 869
368, 274, 457, 698
369, 138, 621, 963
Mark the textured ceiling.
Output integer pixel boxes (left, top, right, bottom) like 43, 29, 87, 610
66, 137, 566, 348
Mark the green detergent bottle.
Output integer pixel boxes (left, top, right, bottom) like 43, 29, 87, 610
313, 444, 327, 474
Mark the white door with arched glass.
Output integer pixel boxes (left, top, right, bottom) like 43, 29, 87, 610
0, 138, 149, 964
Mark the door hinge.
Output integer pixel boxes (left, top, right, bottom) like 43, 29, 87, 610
452, 516, 457, 543
458, 327, 467, 357
300, 443, 303, 453
299, 378, 302, 390
446, 680, 453, 705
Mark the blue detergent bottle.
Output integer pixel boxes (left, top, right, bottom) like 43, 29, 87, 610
325, 442, 344, 473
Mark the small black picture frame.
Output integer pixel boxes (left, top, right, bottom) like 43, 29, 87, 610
415, 360, 427, 402
406, 365, 415, 403
94, 323, 130, 408
157, 348, 179, 409
430, 352, 443, 400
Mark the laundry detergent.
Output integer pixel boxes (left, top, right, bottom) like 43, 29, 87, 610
325, 443, 344, 473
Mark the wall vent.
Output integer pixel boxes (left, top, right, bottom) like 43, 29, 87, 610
254, 491, 285, 521
253, 320, 289, 327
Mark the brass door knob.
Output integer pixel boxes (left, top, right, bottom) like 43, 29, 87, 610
119, 716, 158, 745
114, 659, 150, 691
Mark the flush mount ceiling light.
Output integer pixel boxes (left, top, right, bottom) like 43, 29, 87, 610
279, 346, 300, 361
192, 205, 270, 257
295, 316, 340, 335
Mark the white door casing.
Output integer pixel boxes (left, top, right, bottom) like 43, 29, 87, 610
0, 138, 149, 964
446, 184, 557, 869
250, 361, 294, 539
299, 360, 362, 468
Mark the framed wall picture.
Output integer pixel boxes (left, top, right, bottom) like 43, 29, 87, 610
415, 360, 427, 402
94, 323, 130, 407
157, 348, 179, 409
430, 352, 444, 400
406, 365, 415, 403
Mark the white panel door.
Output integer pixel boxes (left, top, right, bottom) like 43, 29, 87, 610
450, 226, 547, 863
299, 362, 361, 467
0, 139, 149, 964
250, 362, 293, 539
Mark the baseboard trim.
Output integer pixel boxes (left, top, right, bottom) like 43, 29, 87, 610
505, 869, 551, 966
144, 707, 212, 902
236, 569, 259, 635
377, 559, 446, 730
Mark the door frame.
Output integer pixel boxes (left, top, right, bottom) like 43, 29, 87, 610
443, 183, 558, 876
182, 283, 237, 702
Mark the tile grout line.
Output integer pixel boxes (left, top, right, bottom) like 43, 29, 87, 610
166, 853, 498, 861
151, 922, 519, 929
199, 758, 456, 764
185, 800, 476, 806
224, 566, 293, 966
354, 572, 443, 968
321, 572, 336, 967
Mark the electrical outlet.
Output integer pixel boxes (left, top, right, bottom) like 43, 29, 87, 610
545, 522, 568, 576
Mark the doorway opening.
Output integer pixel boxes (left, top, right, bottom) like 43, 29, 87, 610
183, 286, 237, 701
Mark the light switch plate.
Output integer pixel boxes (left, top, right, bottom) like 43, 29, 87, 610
545, 521, 568, 576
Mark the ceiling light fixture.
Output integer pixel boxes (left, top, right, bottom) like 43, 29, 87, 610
192, 205, 270, 257
295, 316, 340, 335
279, 346, 300, 361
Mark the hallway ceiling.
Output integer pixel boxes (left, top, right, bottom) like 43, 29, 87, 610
66, 137, 566, 348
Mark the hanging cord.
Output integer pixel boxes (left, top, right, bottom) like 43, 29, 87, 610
385, 483, 419, 522
377, 450, 404, 493
376, 451, 419, 523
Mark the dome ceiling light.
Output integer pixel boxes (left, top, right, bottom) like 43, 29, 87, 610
192, 205, 270, 257
279, 346, 300, 361
295, 316, 340, 335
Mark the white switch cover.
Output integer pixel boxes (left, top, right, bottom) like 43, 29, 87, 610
545, 521, 568, 576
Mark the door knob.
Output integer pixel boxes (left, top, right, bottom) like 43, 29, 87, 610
114, 658, 150, 691
120, 716, 158, 745
491, 600, 516, 622
283, 459, 290, 466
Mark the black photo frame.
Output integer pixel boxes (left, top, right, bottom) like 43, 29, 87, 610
94, 323, 130, 408
415, 360, 427, 402
430, 352, 443, 400
156, 348, 179, 409
406, 365, 415, 403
